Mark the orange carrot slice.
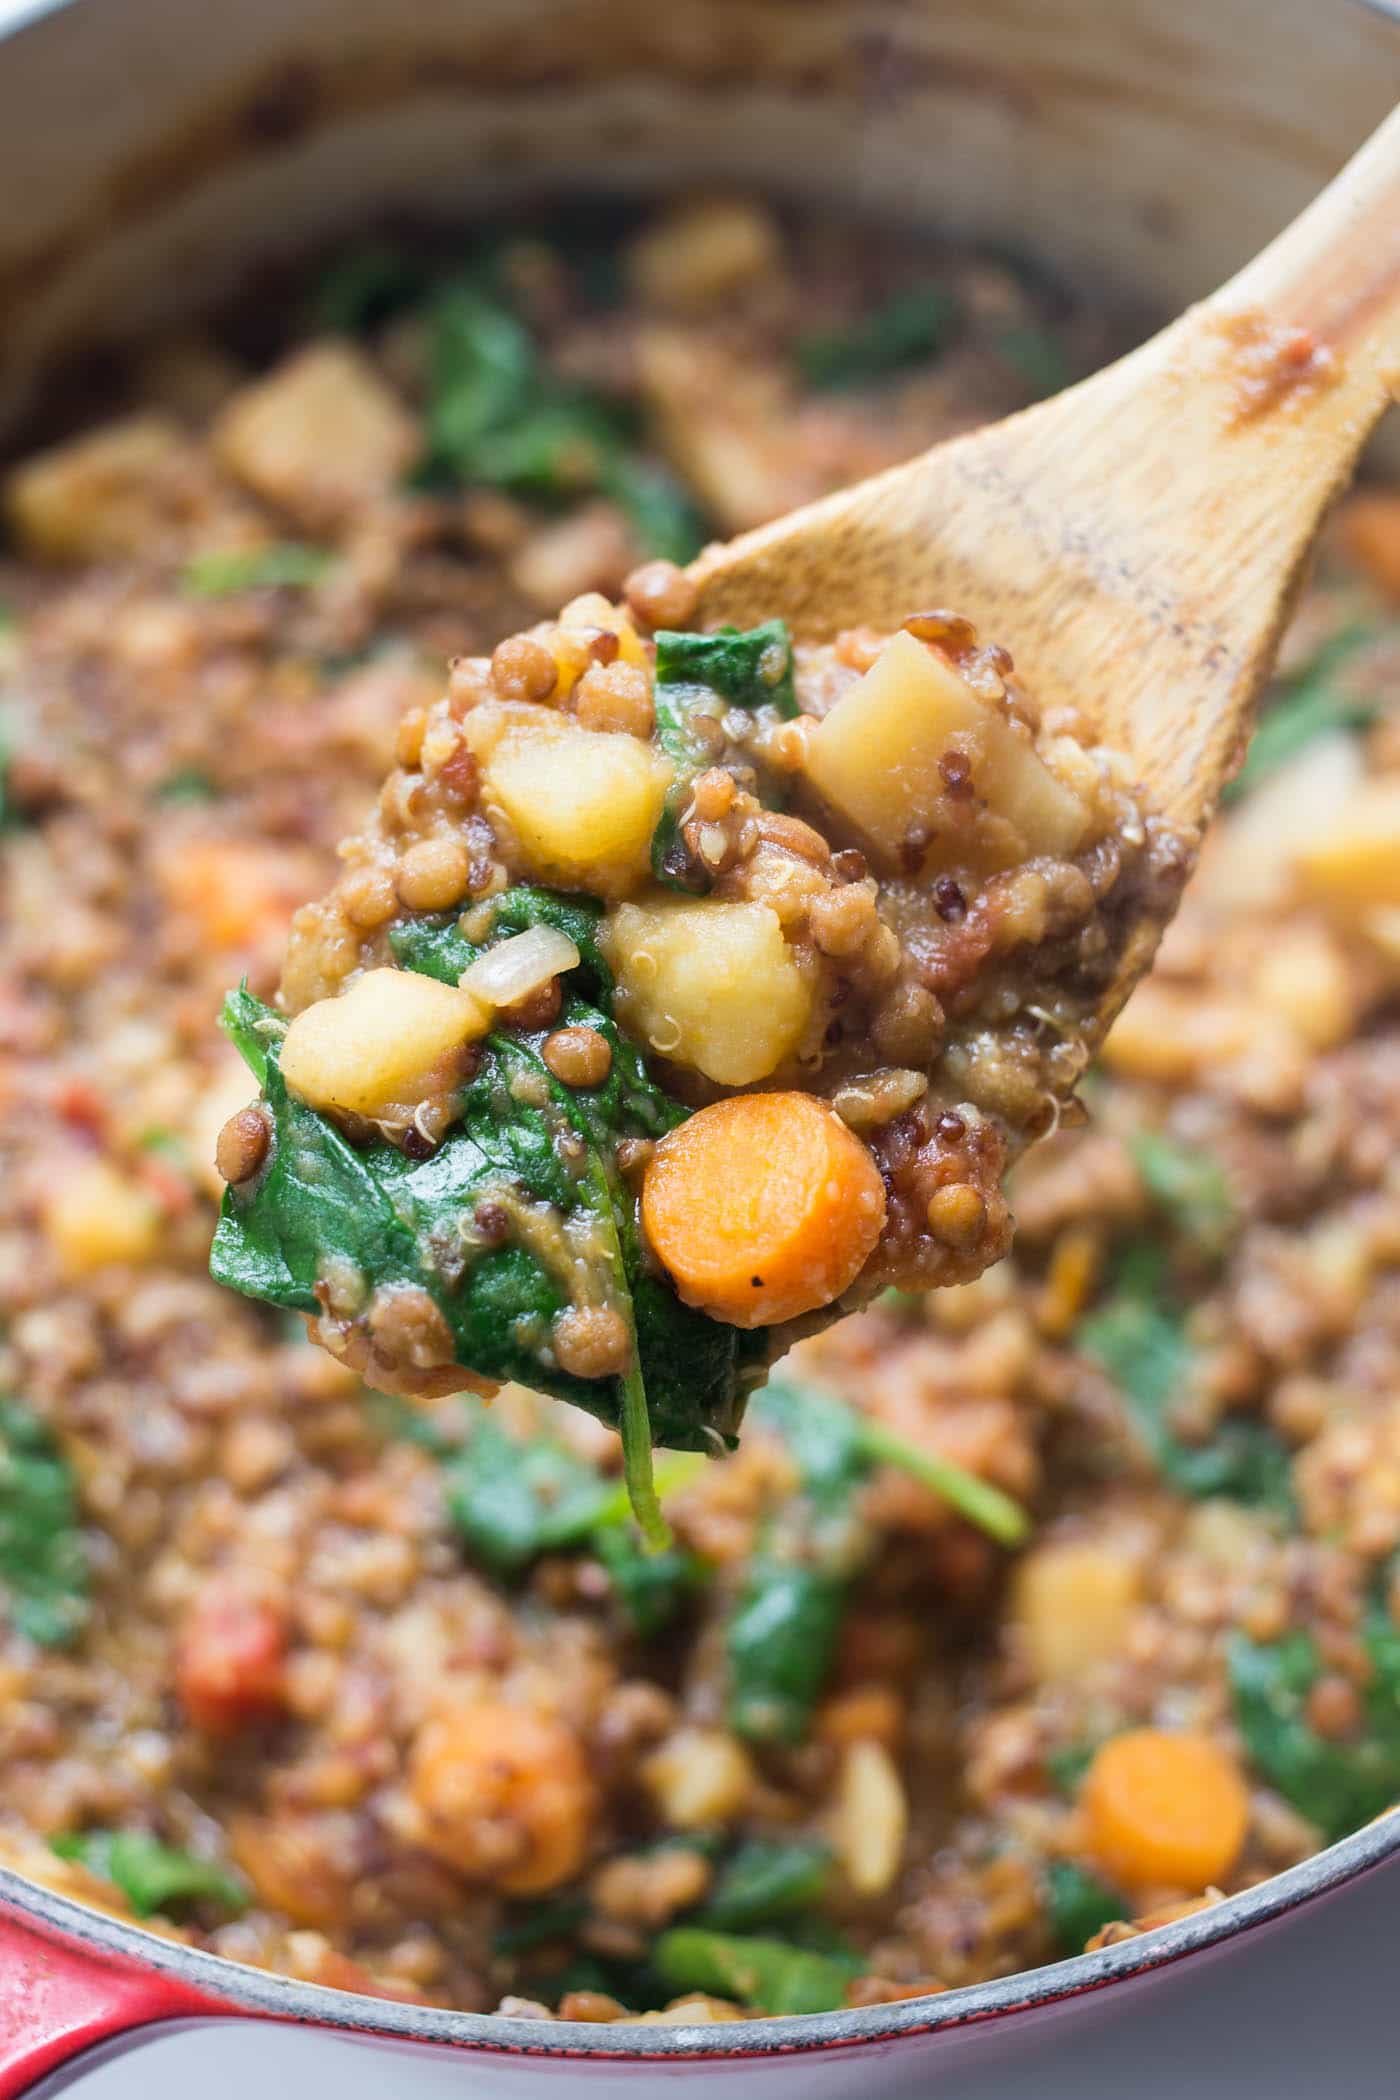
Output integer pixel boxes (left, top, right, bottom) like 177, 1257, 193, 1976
641, 1092, 886, 1327
1083, 1728, 1249, 1892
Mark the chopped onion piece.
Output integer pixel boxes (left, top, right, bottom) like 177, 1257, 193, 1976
459, 924, 580, 1011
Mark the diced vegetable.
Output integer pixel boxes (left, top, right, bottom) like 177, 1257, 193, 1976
803, 630, 1087, 871
643, 1727, 756, 1830
1044, 1860, 1124, 1956
1082, 1729, 1249, 1892
0, 1398, 88, 1648
457, 924, 580, 1011
279, 968, 489, 1121
828, 1739, 908, 1895
158, 841, 300, 950
42, 1161, 162, 1278
1229, 1609, 1400, 1841
653, 1927, 860, 2015
1011, 1540, 1142, 1684
483, 719, 673, 898
50, 1831, 247, 1917
4, 414, 192, 563
213, 344, 419, 527
642, 1093, 886, 1326
1294, 777, 1400, 909
605, 897, 815, 1087
628, 200, 782, 316
408, 1702, 595, 1893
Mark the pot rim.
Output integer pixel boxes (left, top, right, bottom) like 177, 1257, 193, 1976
3, 1812, 1398, 2059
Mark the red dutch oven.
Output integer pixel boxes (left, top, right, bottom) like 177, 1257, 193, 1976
0, 0, 1398, 2090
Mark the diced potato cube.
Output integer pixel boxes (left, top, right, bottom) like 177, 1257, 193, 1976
213, 344, 419, 528
803, 630, 1088, 872
604, 896, 815, 1085
1294, 778, 1400, 909
484, 720, 672, 899
5, 415, 193, 563
280, 968, 489, 1121
642, 1727, 755, 1829
1251, 926, 1357, 1050
628, 199, 782, 315
43, 1160, 163, 1277
1011, 1539, 1142, 1684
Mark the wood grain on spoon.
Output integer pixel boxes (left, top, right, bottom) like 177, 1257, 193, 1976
691, 102, 1400, 1049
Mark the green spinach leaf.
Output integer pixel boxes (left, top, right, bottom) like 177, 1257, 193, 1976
649, 620, 797, 888
1229, 1608, 1400, 1841
1078, 1246, 1293, 1512
212, 970, 744, 1536
0, 1399, 88, 1649
700, 1839, 833, 1931
50, 1831, 247, 1917
727, 1377, 1027, 1744
1044, 1860, 1122, 1956
653, 1926, 860, 2015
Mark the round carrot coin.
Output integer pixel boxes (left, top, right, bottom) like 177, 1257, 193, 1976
640, 1091, 887, 1327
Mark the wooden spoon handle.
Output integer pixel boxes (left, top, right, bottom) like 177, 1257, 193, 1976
1217, 96, 1400, 407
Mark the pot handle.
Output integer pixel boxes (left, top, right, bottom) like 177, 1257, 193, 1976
0, 1907, 236, 2098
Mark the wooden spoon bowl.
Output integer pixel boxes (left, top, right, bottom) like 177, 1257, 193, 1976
690, 103, 1400, 1047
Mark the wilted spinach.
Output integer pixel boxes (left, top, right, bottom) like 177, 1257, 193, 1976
0, 1398, 88, 1648
211, 877, 748, 1538
726, 1378, 1026, 1744
1077, 1245, 1293, 1512
420, 276, 708, 560
1044, 1860, 1122, 1956
1229, 1605, 1400, 1841
653, 1926, 860, 2015
649, 620, 798, 889
699, 1838, 834, 1931
51, 1831, 247, 1918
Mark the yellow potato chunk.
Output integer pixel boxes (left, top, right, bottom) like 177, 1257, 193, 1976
1011, 1539, 1142, 1684
484, 720, 673, 899
5, 414, 193, 563
43, 1161, 163, 1277
213, 344, 419, 528
1294, 778, 1400, 909
604, 896, 814, 1086
280, 968, 489, 1121
803, 630, 1088, 873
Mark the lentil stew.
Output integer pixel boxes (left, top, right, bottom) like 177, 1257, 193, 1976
1, 197, 1398, 2020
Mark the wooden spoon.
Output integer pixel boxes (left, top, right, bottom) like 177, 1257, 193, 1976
690, 103, 1400, 1044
